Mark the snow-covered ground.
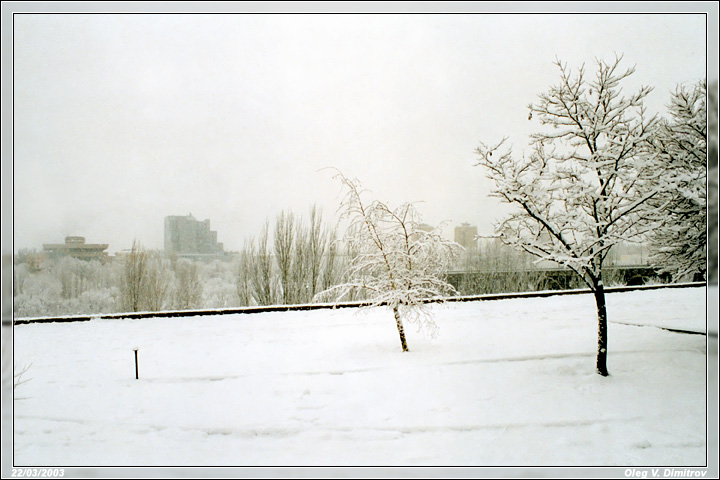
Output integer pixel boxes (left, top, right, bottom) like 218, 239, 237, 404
4, 286, 718, 476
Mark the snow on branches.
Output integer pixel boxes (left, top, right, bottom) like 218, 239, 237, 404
475, 56, 666, 376
476, 56, 662, 289
644, 80, 708, 281
314, 170, 462, 351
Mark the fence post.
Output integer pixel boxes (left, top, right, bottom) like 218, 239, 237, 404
133, 348, 139, 380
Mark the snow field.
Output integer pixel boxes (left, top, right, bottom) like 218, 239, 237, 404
9, 286, 714, 467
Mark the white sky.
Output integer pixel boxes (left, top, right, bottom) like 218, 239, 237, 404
5, 4, 716, 255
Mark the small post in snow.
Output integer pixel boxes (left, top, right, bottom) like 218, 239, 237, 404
133, 348, 139, 380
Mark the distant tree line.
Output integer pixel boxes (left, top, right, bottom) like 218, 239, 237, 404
12, 205, 344, 318
13, 244, 241, 318
12, 64, 716, 323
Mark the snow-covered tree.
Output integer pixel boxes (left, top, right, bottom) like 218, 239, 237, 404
200, 258, 243, 308
172, 258, 203, 310
476, 57, 662, 376
315, 171, 462, 352
12, 269, 63, 317
709, 81, 719, 284
643, 80, 708, 281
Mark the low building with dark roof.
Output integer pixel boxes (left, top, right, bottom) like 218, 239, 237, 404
42, 236, 109, 262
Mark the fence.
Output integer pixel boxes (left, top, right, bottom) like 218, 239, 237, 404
9, 281, 706, 326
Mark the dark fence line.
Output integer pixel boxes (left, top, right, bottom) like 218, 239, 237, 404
8, 282, 707, 326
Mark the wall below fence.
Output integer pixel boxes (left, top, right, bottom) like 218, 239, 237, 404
9, 282, 707, 326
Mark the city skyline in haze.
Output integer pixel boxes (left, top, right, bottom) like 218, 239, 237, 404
6, 6, 714, 255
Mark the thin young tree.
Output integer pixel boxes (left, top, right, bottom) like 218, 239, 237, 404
644, 80, 708, 281
274, 210, 298, 305
315, 171, 462, 352
249, 221, 276, 306
304, 205, 330, 300
295, 205, 337, 303
120, 239, 148, 312
476, 56, 662, 376
319, 224, 340, 295
237, 246, 254, 306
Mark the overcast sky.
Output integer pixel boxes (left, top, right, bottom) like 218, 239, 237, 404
6, 6, 714, 255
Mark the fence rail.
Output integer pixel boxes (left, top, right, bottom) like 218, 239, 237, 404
8, 282, 707, 326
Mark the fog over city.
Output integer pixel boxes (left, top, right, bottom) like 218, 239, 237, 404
7, 7, 712, 255
4, 6, 718, 477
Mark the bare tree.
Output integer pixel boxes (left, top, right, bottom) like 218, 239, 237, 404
316, 172, 462, 352
320, 225, 340, 295
303, 205, 328, 301
248, 221, 276, 306
119, 240, 171, 312
476, 56, 661, 376
120, 239, 148, 312
237, 246, 254, 306
295, 205, 338, 303
274, 210, 298, 304
2, 332, 32, 400
240, 206, 340, 306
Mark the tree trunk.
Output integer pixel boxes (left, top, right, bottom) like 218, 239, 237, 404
593, 283, 609, 376
393, 305, 409, 352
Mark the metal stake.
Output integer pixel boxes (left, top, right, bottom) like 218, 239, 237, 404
133, 348, 139, 380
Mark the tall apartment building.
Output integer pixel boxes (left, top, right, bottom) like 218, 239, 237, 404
164, 214, 224, 256
454, 223, 478, 251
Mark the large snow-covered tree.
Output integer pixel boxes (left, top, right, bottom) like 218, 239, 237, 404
644, 80, 708, 281
710, 81, 719, 284
476, 57, 662, 376
315, 171, 462, 352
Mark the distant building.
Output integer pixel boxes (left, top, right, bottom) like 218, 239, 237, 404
454, 223, 478, 251
164, 214, 224, 257
42, 236, 109, 262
